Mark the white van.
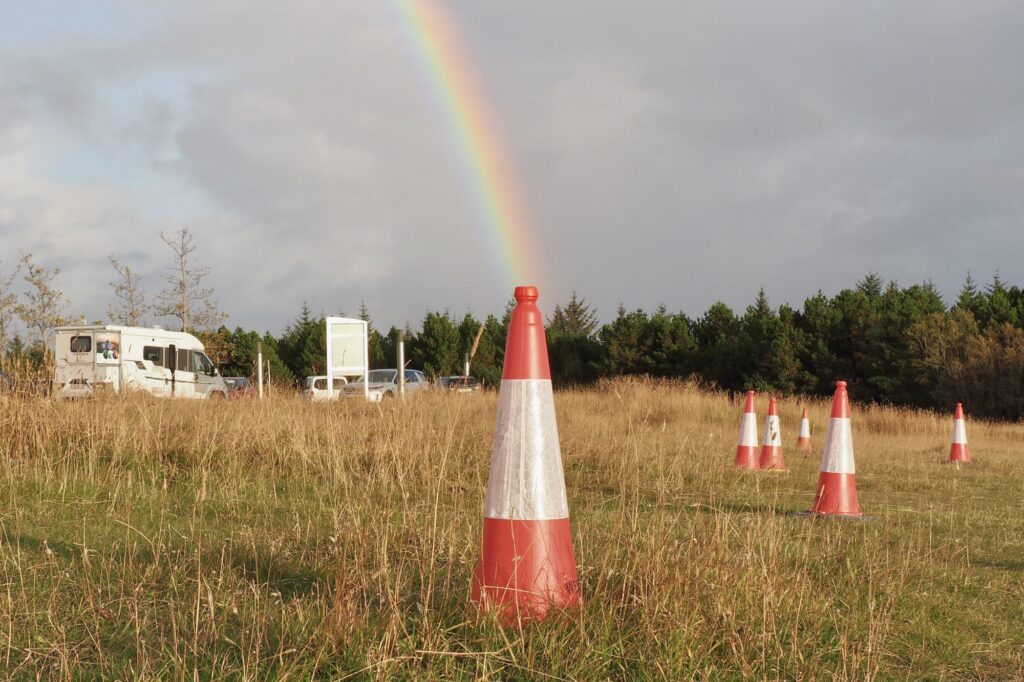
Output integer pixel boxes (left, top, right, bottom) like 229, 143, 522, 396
53, 325, 228, 399
301, 375, 347, 401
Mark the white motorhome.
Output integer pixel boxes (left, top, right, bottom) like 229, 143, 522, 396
53, 325, 228, 399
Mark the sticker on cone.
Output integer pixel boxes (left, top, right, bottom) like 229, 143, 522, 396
949, 403, 970, 463
796, 407, 812, 451
810, 381, 862, 516
735, 390, 759, 469
472, 286, 580, 623
759, 398, 785, 470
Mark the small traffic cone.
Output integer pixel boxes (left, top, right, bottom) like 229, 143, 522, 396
810, 381, 862, 516
949, 403, 970, 463
472, 286, 580, 624
734, 390, 758, 469
796, 407, 812, 451
759, 397, 785, 470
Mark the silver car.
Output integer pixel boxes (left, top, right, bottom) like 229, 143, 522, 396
345, 369, 430, 401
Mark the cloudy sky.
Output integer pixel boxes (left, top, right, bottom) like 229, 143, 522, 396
2, 1, 1022, 333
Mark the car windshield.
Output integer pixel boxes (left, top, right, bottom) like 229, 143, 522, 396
367, 370, 398, 384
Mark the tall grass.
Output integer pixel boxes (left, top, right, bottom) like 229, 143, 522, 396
1, 379, 1023, 678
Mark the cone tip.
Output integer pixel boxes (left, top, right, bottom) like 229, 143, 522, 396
831, 380, 851, 418
801, 406, 808, 417
747, 389, 756, 397
954, 402, 964, 418
514, 286, 539, 303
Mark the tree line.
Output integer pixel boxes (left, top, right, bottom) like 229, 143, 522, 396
1, 239, 1023, 419
188, 273, 1024, 420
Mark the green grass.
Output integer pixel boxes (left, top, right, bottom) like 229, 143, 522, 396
2, 380, 1024, 678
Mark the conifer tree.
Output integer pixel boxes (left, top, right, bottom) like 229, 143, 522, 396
561, 291, 599, 337
955, 272, 978, 310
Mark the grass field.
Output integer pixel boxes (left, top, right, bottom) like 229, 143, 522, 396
2, 379, 1023, 679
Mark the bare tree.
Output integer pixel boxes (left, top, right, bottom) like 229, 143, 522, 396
16, 253, 68, 349
108, 255, 149, 326
0, 258, 19, 356
153, 227, 227, 333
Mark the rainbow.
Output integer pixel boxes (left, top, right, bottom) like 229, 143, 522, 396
395, 0, 538, 289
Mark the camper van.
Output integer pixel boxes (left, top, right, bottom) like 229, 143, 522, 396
53, 325, 228, 399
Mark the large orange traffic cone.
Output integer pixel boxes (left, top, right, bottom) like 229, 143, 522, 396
810, 381, 862, 516
759, 397, 785, 470
949, 403, 970, 463
796, 407, 812, 451
735, 390, 758, 469
472, 286, 580, 624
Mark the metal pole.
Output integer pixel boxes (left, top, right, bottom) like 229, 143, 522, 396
464, 352, 470, 378
397, 333, 405, 398
257, 341, 264, 400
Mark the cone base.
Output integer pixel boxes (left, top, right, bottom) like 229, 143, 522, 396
796, 437, 812, 451
759, 446, 785, 470
735, 445, 758, 469
949, 443, 970, 463
810, 472, 862, 516
472, 517, 580, 624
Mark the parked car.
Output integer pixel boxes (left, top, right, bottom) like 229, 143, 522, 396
440, 375, 480, 393
301, 375, 347, 401
344, 369, 430, 401
223, 377, 256, 399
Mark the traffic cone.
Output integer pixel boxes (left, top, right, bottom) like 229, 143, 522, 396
734, 390, 758, 469
796, 407, 812, 451
949, 403, 970, 463
759, 397, 785, 470
472, 286, 580, 623
810, 381, 862, 516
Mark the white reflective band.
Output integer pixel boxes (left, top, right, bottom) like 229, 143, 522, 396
737, 413, 758, 446
799, 419, 811, 438
952, 419, 967, 444
484, 379, 569, 520
819, 418, 855, 474
762, 415, 781, 446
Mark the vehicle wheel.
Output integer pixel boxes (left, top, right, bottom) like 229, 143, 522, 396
211, 391, 226, 400
382, 390, 395, 400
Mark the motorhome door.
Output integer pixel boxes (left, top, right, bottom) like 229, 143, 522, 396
173, 347, 197, 398
190, 350, 219, 398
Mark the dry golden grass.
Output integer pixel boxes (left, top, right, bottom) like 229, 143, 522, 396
1, 378, 1023, 678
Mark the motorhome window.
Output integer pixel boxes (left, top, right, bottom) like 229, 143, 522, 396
143, 346, 164, 366
176, 349, 195, 373
70, 336, 91, 353
192, 351, 214, 376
